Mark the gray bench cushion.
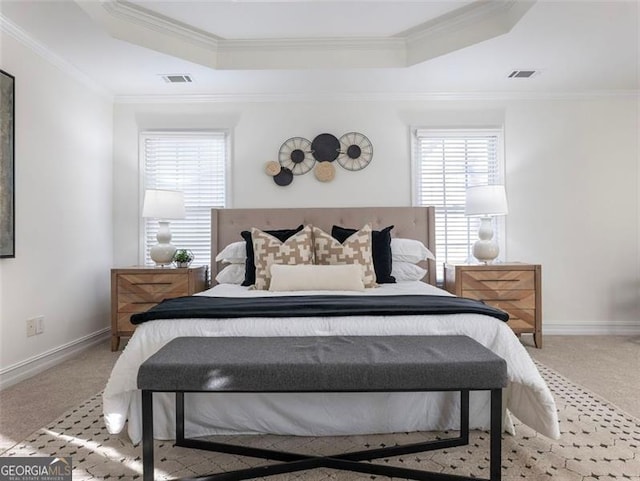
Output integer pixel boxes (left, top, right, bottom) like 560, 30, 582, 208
137, 335, 507, 393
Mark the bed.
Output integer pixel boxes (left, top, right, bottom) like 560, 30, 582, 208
103, 206, 560, 445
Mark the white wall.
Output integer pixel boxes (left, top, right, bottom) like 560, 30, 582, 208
0, 32, 113, 380
112, 95, 639, 332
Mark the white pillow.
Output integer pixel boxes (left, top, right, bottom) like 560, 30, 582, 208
269, 264, 365, 292
391, 261, 427, 282
215, 264, 246, 284
391, 238, 435, 263
215, 241, 247, 264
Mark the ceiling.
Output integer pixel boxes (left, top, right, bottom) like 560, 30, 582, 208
0, 0, 638, 98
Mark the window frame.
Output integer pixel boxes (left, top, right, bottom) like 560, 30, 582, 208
411, 127, 506, 279
138, 130, 231, 267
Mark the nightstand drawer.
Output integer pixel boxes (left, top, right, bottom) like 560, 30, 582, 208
486, 304, 535, 323
462, 289, 536, 309
118, 274, 187, 292
461, 270, 534, 290
117, 294, 162, 312
507, 317, 535, 333
118, 274, 189, 302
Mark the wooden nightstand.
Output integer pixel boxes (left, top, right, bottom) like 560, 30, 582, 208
444, 262, 542, 348
110, 266, 208, 351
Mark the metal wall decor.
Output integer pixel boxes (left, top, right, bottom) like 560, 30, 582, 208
338, 132, 373, 171
273, 167, 294, 186
278, 137, 315, 175
267, 131, 373, 187
310, 133, 340, 162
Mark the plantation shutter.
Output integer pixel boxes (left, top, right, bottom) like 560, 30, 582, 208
141, 131, 227, 268
413, 129, 504, 281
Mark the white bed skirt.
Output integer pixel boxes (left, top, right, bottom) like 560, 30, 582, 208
103, 283, 560, 444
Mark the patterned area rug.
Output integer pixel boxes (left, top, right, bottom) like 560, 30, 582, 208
2, 363, 639, 480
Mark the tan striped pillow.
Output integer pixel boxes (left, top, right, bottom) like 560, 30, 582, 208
251, 225, 314, 290
312, 225, 377, 288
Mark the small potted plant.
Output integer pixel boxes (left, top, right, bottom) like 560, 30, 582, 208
173, 249, 194, 268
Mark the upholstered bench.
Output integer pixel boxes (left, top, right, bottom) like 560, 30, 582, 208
138, 335, 507, 481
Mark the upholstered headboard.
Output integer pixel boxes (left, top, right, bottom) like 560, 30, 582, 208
210, 206, 436, 285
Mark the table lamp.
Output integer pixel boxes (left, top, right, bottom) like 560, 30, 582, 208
465, 185, 508, 264
142, 189, 186, 266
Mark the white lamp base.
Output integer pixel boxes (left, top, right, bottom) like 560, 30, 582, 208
473, 217, 499, 264
149, 221, 176, 266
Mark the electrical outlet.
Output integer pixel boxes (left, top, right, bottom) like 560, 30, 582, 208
26, 318, 36, 337
35, 316, 44, 334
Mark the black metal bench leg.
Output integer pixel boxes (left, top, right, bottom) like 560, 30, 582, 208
490, 388, 502, 481
460, 390, 469, 444
142, 390, 154, 481
176, 392, 185, 444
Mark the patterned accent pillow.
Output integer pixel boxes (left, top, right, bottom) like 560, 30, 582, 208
312, 225, 377, 288
251, 225, 314, 290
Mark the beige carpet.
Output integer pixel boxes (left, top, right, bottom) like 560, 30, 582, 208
2, 362, 639, 481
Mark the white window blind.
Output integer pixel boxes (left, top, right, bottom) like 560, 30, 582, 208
413, 129, 504, 281
141, 131, 228, 268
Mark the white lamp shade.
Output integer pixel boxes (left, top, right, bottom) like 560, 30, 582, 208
142, 189, 186, 219
465, 185, 508, 217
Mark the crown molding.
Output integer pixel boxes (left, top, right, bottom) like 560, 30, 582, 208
400, 0, 535, 65
76, 0, 221, 69
217, 37, 407, 69
75, 0, 536, 70
102, 0, 221, 47
114, 90, 640, 104
0, 14, 112, 99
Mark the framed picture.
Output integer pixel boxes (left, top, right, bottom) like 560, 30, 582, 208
0, 69, 15, 258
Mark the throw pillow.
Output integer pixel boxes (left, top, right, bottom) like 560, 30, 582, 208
269, 264, 365, 292
251, 225, 314, 290
332, 225, 395, 284
240, 225, 304, 286
313, 225, 377, 288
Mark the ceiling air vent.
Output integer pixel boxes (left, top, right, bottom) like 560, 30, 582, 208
161, 74, 193, 83
507, 70, 538, 79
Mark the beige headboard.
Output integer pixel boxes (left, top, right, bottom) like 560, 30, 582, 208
210, 206, 436, 285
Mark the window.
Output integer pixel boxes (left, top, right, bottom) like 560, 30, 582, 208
140, 131, 228, 268
413, 128, 505, 281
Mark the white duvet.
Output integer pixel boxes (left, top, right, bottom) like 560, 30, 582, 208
103, 282, 560, 444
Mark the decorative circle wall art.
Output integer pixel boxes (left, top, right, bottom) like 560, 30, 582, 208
268, 132, 373, 187
273, 167, 294, 186
314, 161, 335, 182
337, 132, 373, 171
264, 160, 281, 177
311, 133, 340, 162
278, 137, 315, 175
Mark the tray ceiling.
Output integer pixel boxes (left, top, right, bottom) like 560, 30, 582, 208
0, 1, 637, 97
74, 0, 536, 69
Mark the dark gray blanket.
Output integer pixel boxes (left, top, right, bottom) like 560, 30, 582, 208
130, 294, 509, 325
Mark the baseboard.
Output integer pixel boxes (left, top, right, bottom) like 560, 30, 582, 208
543, 320, 640, 335
0, 327, 111, 391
